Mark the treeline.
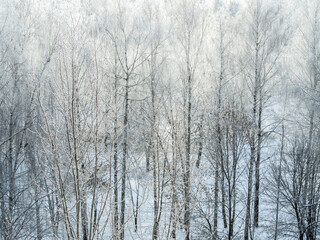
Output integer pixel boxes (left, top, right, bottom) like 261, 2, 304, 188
0, 0, 319, 239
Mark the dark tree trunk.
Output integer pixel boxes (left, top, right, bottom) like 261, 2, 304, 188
184, 74, 192, 240
120, 76, 129, 240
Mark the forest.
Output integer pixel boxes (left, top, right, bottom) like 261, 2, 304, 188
0, 0, 319, 239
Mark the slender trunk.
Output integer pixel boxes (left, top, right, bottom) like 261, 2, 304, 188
246, 32, 259, 238
81, 166, 88, 240
0, 148, 5, 237
113, 140, 119, 239
252, 12, 262, 226
253, 91, 262, 228
35, 183, 42, 240
220, 151, 227, 229
306, 38, 318, 238
135, 187, 139, 232
228, 191, 232, 240
54, 185, 60, 238
151, 73, 159, 240
152, 154, 159, 240
244, 142, 255, 240
120, 76, 129, 240
89, 51, 101, 240
45, 178, 57, 238
229, 124, 238, 239
213, 158, 219, 238
196, 114, 203, 168
299, 232, 304, 240
274, 123, 284, 240
28, 143, 42, 240
152, 154, 159, 239
146, 139, 151, 172
244, 83, 258, 239
226, 126, 232, 240
306, 113, 315, 240
129, 180, 139, 233
29, 107, 42, 240
156, 140, 166, 240
184, 74, 192, 240
77, 83, 88, 240
170, 125, 177, 240
112, 71, 119, 240
7, 113, 14, 240
217, 29, 227, 229
71, 55, 81, 240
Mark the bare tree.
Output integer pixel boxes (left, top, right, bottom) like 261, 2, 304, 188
105, 2, 152, 238
173, 0, 206, 238
243, 1, 288, 238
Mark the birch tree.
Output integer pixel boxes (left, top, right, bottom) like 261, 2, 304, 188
243, 1, 288, 238
105, 2, 152, 238
173, 1, 206, 238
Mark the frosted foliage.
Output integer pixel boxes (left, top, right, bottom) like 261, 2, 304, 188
0, 0, 319, 240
